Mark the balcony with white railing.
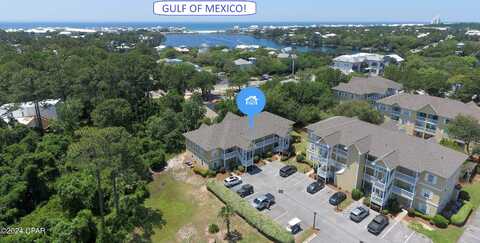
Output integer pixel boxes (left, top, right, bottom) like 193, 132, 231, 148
224, 151, 237, 159
363, 173, 376, 182
395, 171, 417, 184
374, 180, 386, 190
416, 115, 426, 122
371, 195, 384, 205
391, 186, 415, 199
425, 127, 437, 134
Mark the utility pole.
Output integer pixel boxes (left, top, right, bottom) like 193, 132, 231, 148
313, 211, 317, 229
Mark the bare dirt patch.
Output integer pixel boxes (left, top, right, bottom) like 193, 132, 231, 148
176, 224, 198, 242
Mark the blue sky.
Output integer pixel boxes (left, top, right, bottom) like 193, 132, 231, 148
1, 0, 479, 22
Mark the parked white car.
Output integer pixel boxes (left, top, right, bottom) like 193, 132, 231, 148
224, 175, 242, 188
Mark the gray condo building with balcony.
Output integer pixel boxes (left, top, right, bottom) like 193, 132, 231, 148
332, 76, 403, 103
306, 116, 467, 216
376, 93, 480, 143
183, 112, 294, 171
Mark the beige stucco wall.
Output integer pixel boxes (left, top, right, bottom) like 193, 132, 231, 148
335, 145, 361, 192
413, 170, 459, 215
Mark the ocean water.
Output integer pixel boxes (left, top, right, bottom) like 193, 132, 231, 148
0, 21, 427, 30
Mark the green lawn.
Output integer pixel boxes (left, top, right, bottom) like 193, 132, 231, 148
291, 129, 308, 154
463, 180, 480, 209
338, 195, 354, 211
409, 222, 464, 243
145, 169, 270, 243
409, 179, 480, 243
282, 129, 314, 173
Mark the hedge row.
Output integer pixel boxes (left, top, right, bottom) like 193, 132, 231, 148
206, 180, 295, 243
193, 166, 216, 178
451, 202, 473, 226
414, 210, 433, 221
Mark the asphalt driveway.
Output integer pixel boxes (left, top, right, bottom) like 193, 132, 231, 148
231, 161, 431, 243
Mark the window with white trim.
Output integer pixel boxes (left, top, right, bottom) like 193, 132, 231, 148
422, 189, 433, 200
425, 173, 437, 185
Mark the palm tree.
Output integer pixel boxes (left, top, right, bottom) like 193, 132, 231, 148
218, 205, 235, 239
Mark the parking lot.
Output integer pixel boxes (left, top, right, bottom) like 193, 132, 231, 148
231, 161, 432, 243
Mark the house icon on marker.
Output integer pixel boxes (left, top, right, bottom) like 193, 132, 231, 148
245, 95, 258, 106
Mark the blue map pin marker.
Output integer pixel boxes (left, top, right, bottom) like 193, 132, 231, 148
236, 87, 266, 128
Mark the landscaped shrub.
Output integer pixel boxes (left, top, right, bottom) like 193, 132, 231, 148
407, 208, 415, 217
193, 166, 209, 177
451, 202, 473, 226
296, 154, 305, 163
385, 198, 401, 215
458, 190, 470, 202
266, 151, 273, 158
414, 210, 433, 221
281, 155, 289, 161
238, 165, 245, 173
206, 180, 294, 243
351, 189, 364, 201
362, 196, 371, 207
208, 223, 219, 234
431, 214, 449, 228
381, 209, 390, 215
207, 169, 217, 178
254, 155, 260, 163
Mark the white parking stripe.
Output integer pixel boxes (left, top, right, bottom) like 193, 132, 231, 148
380, 217, 402, 239
274, 210, 289, 220
468, 224, 480, 231
464, 231, 480, 241
404, 231, 415, 243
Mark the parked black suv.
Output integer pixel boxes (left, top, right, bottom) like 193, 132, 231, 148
367, 215, 389, 235
329, 192, 346, 205
306, 181, 325, 194
236, 184, 254, 198
279, 165, 297, 177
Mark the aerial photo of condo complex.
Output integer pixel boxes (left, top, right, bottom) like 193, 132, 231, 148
2, 1, 480, 243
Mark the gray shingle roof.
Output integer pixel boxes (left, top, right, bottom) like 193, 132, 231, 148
183, 111, 294, 151
378, 93, 480, 120
332, 77, 403, 95
306, 116, 468, 178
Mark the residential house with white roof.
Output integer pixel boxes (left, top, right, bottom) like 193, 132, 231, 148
306, 116, 467, 215
332, 53, 404, 75
234, 58, 254, 70
0, 99, 60, 129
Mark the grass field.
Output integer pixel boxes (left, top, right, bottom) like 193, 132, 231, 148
145, 169, 270, 243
